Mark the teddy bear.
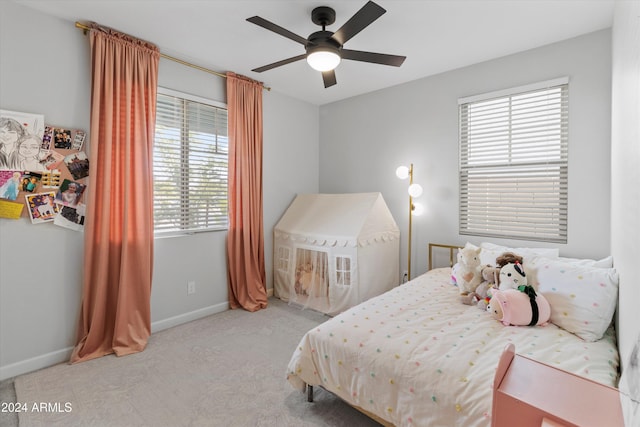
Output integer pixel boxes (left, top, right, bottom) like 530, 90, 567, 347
486, 288, 551, 326
459, 280, 495, 310
452, 245, 482, 295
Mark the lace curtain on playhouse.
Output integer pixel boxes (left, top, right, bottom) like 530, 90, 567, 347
291, 248, 330, 311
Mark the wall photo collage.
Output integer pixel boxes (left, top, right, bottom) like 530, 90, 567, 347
0, 109, 89, 231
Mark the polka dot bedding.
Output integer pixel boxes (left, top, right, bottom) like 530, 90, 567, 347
287, 267, 619, 427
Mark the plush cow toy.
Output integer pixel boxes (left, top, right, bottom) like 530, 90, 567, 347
498, 261, 527, 291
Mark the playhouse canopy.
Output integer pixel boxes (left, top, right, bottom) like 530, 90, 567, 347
274, 192, 400, 247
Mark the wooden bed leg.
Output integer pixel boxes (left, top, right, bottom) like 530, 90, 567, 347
307, 384, 314, 402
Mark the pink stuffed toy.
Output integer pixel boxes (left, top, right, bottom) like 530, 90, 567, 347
487, 288, 551, 326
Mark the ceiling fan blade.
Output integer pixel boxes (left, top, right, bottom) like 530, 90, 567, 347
247, 16, 309, 45
341, 49, 406, 67
332, 1, 386, 46
322, 70, 337, 88
252, 54, 307, 73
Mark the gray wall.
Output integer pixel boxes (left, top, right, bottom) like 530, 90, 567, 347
319, 29, 612, 279
0, 1, 319, 380
0, 0, 627, 388
611, 2, 640, 423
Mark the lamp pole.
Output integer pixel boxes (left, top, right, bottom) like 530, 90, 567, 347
408, 163, 414, 281
397, 163, 422, 283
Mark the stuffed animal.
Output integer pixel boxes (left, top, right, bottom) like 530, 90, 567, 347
498, 262, 527, 291
487, 288, 551, 326
495, 252, 523, 268
295, 263, 325, 297
462, 252, 524, 308
486, 252, 523, 288
460, 280, 495, 310
481, 264, 500, 286
453, 246, 482, 295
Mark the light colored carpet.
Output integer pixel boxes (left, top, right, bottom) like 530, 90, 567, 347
14, 298, 382, 427
0, 377, 18, 426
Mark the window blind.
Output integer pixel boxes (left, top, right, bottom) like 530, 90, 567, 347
459, 81, 568, 243
153, 89, 228, 235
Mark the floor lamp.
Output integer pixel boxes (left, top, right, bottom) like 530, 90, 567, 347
396, 164, 424, 281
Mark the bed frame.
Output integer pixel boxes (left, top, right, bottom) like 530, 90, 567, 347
305, 243, 464, 425
428, 242, 463, 271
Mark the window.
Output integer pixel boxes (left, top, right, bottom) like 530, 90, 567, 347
153, 88, 228, 235
458, 78, 568, 243
276, 246, 291, 273
335, 256, 352, 286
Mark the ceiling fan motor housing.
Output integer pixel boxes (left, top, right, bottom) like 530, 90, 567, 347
306, 30, 341, 55
311, 6, 336, 27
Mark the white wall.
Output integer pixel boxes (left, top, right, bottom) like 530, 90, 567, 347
319, 29, 612, 279
611, 1, 640, 423
0, 1, 319, 380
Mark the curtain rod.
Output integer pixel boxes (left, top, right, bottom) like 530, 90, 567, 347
74, 22, 269, 91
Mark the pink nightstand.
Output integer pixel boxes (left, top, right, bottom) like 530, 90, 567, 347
492, 343, 624, 427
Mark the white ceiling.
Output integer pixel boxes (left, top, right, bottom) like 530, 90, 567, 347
15, 0, 614, 106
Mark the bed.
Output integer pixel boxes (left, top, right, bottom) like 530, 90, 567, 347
286, 243, 620, 427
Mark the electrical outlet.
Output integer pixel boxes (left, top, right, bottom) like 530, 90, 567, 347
402, 271, 408, 284
187, 281, 196, 295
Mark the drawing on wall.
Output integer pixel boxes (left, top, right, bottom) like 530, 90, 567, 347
55, 178, 86, 208
25, 191, 59, 224
14, 133, 47, 171
0, 109, 45, 170
64, 151, 89, 180
0, 170, 21, 200
54, 203, 85, 231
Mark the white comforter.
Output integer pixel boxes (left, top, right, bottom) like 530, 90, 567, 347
287, 268, 619, 427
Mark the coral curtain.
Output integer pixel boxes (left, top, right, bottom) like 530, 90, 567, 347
226, 72, 268, 312
70, 23, 159, 363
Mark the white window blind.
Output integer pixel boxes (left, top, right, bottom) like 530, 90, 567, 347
458, 79, 568, 243
153, 88, 228, 235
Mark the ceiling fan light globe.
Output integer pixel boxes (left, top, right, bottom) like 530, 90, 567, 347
307, 51, 341, 71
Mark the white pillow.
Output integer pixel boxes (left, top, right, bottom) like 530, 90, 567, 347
525, 256, 614, 289
479, 242, 559, 266
534, 259, 619, 342
556, 255, 614, 268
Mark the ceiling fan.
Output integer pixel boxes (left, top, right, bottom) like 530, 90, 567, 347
247, 1, 406, 88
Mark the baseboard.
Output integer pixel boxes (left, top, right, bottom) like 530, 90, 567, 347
0, 347, 73, 381
1, 303, 230, 381
150, 302, 229, 333
267, 287, 274, 297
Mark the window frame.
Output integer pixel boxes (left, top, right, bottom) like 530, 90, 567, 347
457, 77, 569, 243
153, 87, 229, 237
